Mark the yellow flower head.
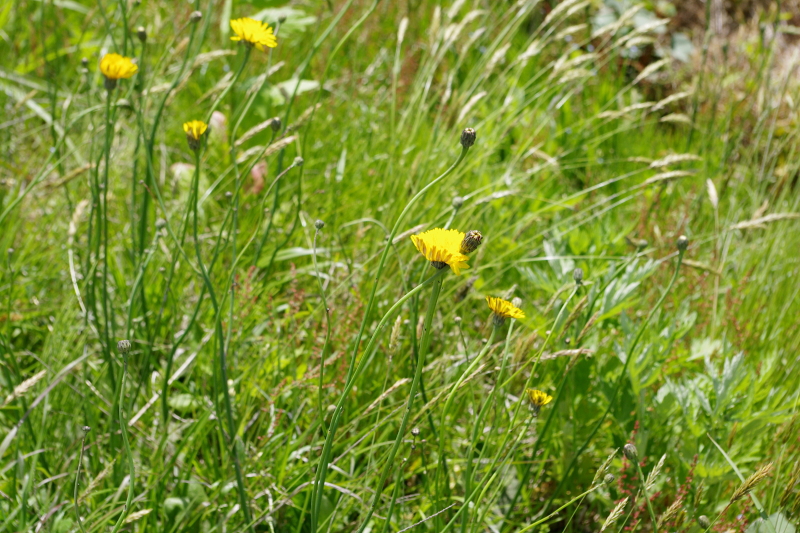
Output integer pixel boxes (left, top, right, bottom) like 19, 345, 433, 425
410, 228, 470, 275
183, 120, 208, 151
486, 296, 525, 320
99, 53, 138, 80
526, 389, 553, 414
230, 17, 278, 51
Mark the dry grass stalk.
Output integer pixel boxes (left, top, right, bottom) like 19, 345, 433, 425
645, 454, 667, 492
657, 497, 684, 528
3, 370, 47, 407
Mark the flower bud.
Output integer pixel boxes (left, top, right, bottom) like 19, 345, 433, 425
136, 26, 147, 43
315, 219, 325, 230
190, 11, 202, 23
81, 57, 89, 67
511, 297, 522, 308
155, 218, 167, 229
604, 473, 615, 485
698, 516, 711, 529
623, 443, 638, 462
460, 128, 476, 148
573, 268, 583, 284
81, 425, 92, 434
270, 117, 282, 132
452, 196, 464, 209
460, 230, 482, 254
677, 235, 689, 252
411, 427, 420, 437
293, 156, 304, 167
117, 340, 131, 354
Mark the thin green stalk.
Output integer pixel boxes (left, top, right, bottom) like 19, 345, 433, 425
191, 149, 253, 532
109, 348, 135, 533
73, 429, 89, 533
355, 271, 445, 533
310, 140, 471, 530
541, 246, 687, 515
378, 463, 404, 533
312, 225, 332, 439
634, 459, 658, 533
309, 269, 446, 533
99, 92, 115, 389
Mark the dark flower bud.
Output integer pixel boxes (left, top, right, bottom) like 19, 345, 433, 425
294, 156, 304, 167
573, 268, 583, 284
81, 425, 91, 434
81, 57, 89, 67
604, 473, 615, 485
460, 230, 482, 254
190, 11, 202, 23
623, 443, 638, 462
452, 196, 464, 209
315, 219, 325, 230
155, 218, 167, 229
460, 128, 476, 148
117, 340, 131, 354
698, 516, 710, 529
411, 427, 420, 437
677, 235, 689, 252
136, 26, 147, 43
270, 117, 282, 132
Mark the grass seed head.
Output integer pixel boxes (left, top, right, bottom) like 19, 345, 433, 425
730, 462, 773, 506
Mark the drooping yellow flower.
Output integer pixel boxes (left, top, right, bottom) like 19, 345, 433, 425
230, 17, 278, 51
183, 120, 208, 151
99, 53, 138, 80
486, 296, 525, 320
526, 388, 553, 414
410, 228, 469, 275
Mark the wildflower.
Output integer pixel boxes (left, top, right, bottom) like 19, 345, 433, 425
99, 53, 138, 90
230, 17, 278, 51
486, 296, 524, 326
183, 120, 208, 152
525, 388, 553, 415
460, 230, 483, 254
410, 228, 469, 275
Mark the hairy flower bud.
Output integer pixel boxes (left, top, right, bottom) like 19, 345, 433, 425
604, 473, 615, 485
190, 10, 202, 23
294, 156, 304, 167
698, 516, 710, 529
117, 340, 131, 355
460, 230, 482, 254
136, 26, 147, 43
315, 219, 325, 230
573, 267, 584, 284
677, 235, 689, 252
452, 196, 464, 209
623, 443, 638, 462
460, 128, 476, 148
270, 117, 282, 132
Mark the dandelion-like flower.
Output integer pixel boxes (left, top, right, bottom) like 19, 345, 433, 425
183, 120, 208, 152
410, 228, 469, 275
99, 53, 138, 90
230, 17, 278, 50
486, 296, 524, 326
526, 388, 553, 415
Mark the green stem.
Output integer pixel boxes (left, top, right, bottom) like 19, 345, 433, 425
109, 352, 135, 533
191, 150, 253, 532
635, 460, 658, 533
356, 271, 445, 533
310, 143, 470, 530
73, 431, 89, 533
312, 227, 331, 438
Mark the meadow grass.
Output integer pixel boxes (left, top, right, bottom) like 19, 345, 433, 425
1, 0, 799, 532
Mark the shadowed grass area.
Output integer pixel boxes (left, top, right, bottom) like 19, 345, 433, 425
1, 1, 799, 532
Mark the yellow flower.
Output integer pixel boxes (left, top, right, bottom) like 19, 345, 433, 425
486, 296, 525, 320
526, 389, 553, 414
183, 120, 208, 151
99, 53, 138, 80
410, 228, 469, 275
230, 17, 278, 51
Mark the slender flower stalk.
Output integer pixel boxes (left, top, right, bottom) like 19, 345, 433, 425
312, 220, 331, 438
109, 341, 135, 533
310, 130, 474, 531
356, 271, 446, 533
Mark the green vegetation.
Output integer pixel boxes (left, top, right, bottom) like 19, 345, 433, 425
1, 0, 799, 532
